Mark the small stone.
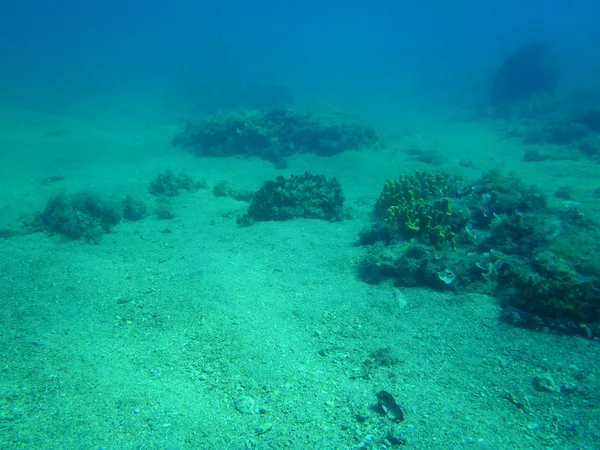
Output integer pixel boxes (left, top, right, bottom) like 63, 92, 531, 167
533, 374, 560, 393
256, 422, 273, 435
235, 396, 256, 414
386, 426, 407, 446
572, 368, 588, 381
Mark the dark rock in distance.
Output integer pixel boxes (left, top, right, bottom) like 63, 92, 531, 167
490, 42, 560, 105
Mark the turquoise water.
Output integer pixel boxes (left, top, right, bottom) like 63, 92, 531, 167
1, 2, 599, 449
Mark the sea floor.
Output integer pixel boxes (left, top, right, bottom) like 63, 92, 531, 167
0, 93, 599, 449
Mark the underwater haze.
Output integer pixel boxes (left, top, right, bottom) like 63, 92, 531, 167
2, 1, 600, 108
1, 1, 600, 448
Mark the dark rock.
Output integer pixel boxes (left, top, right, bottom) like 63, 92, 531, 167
375, 390, 404, 423
490, 42, 560, 105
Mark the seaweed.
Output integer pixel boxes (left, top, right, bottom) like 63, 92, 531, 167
149, 170, 205, 197
35, 192, 123, 244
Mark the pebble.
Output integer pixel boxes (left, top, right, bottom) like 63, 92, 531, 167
387, 426, 407, 446
256, 422, 273, 435
235, 396, 256, 414
562, 381, 578, 393
533, 374, 560, 393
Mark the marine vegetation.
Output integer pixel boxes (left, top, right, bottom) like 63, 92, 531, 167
149, 169, 206, 197
359, 169, 600, 338
173, 109, 379, 169
155, 197, 175, 220
122, 195, 148, 221
33, 191, 151, 244
239, 171, 344, 225
35, 192, 124, 244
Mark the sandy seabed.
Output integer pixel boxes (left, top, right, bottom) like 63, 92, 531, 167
0, 96, 599, 449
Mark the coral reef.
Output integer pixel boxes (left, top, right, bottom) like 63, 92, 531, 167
240, 172, 344, 224
385, 198, 455, 250
500, 249, 600, 328
498, 99, 600, 162
521, 117, 600, 161
375, 172, 459, 215
173, 109, 379, 169
360, 169, 600, 337
486, 51, 600, 163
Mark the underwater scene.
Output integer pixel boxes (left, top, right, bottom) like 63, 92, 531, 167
1, 1, 600, 449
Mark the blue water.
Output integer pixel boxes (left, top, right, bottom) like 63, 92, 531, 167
2, 1, 599, 106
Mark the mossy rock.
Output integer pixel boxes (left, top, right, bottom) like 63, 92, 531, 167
149, 169, 205, 197
35, 192, 123, 244
242, 172, 344, 223
173, 109, 379, 169
501, 253, 600, 326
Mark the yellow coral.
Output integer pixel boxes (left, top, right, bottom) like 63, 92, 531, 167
376, 171, 459, 250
